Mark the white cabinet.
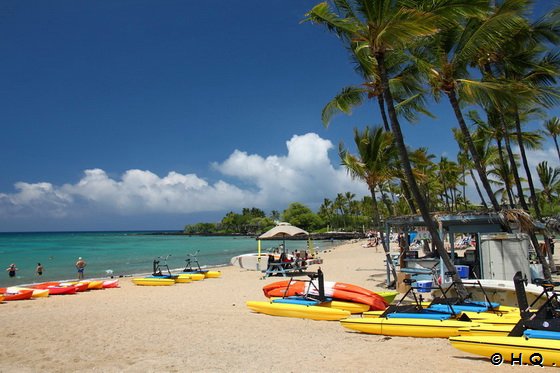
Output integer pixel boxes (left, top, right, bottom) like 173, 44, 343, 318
480, 233, 531, 281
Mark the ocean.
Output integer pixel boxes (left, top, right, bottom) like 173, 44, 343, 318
0, 232, 312, 287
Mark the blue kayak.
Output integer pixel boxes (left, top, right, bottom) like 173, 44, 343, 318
272, 296, 333, 306
524, 329, 560, 341
386, 312, 452, 320
428, 304, 489, 313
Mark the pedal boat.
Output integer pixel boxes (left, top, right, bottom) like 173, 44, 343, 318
246, 299, 351, 321
271, 297, 370, 314
132, 277, 175, 286
449, 334, 560, 366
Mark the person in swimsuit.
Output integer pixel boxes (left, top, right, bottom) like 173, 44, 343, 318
6, 263, 17, 278
36, 263, 43, 276
76, 257, 86, 280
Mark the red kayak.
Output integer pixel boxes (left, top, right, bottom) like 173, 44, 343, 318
32, 283, 77, 295
263, 280, 388, 311
0, 288, 34, 301
57, 282, 89, 292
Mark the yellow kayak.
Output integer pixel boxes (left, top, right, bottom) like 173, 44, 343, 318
271, 297, 370, 314
204, 271, 221, 278
246, 301, 351, 321
457, 324, 513, 336
132, 278, 175, 286
460, 311, 519, 325
323, 300, 370, 314
177, 273, 204, 281
362, 310, 385, 318
449, 335, 560, 367
340, 317, 480, 338
174, 275, 192, 283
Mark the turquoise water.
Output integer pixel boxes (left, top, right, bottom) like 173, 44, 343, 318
0, 232, 310, 287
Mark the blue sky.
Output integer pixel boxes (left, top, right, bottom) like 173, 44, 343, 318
0, 0, 558, 232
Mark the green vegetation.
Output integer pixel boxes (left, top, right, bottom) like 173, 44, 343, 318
183, 197, 376, 235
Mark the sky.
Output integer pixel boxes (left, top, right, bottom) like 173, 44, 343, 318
0, 0, 559, 232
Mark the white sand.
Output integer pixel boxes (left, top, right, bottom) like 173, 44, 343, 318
0, 240, 529, 372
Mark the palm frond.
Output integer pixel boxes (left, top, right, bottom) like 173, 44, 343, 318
322, 86, 367, 126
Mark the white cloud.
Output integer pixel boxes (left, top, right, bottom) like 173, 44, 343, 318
0, 133, 368, 220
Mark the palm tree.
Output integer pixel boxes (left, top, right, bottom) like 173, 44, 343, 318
410, 1, 530, 211
544, 117, 560, 162
318, 198, 335, 229
305, 0, 485, 295
452, 127, 490, 209
339, 126, 397, 227
437, 156, 462, 212
322, 46, 433, 131
536, 161, 560, 205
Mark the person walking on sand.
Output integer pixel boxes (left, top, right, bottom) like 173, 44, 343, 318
6, 263, 17, 278
36, 263, 43, 276
76, 257, 86, 280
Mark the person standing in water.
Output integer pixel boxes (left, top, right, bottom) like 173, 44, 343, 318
36, 263, 43, 276
6, 263, 17, 278
75, 257, 86, 280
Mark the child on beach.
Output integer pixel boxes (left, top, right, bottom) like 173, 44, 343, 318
76, 257, 86, 280
6, 263, 17, 278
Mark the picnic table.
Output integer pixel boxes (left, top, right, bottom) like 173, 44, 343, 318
262, 259, 308, 278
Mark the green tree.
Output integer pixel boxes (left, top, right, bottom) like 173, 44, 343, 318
282, 202, 323, 232
305, 0, 481, 295
536, 161, 560, 205
544, 117, 560, 162
339, 126, 397, 227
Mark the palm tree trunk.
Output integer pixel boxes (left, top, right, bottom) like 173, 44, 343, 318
400, 179, 416, 213
471, 172, 489, 209
377, 95, 391, 132
446, 91, 500, 211
462, 166, 468, 209
554, 136, 560, 163
495, 139, 515, 208
375, 52, 468, 298
379, 230, 398, 287
500, 117, 528, 210
514, 111, 541, 217
370, 188, 380, 228
378, 94, 416, 214
378, 185, 394, 216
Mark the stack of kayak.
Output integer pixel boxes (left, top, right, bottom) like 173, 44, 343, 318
131, 271, 221, 286
339, 275, 522, 338
262, 278, 393, 311
449, 271, 560, 366
341, 300, 516, 338
247, 269, 395, 321
132, 256, 221, 286
0, 279, 120, 302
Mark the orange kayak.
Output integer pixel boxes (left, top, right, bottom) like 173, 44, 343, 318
263, 280, 388, 311
0, 288, 34, 301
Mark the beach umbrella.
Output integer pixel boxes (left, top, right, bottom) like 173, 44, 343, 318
258, 222, 309, 253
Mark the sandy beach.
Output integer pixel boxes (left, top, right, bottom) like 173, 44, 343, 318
0, 240, 534, 372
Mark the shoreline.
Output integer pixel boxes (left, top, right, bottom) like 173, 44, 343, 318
0, 239, 525, 372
